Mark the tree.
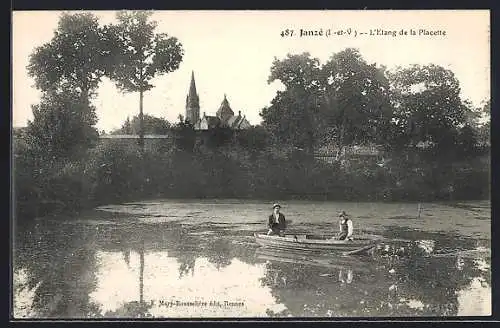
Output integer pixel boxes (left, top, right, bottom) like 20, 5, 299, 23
27, 12, 111, 105
261, 50, 394, 154
481, 99, 491, 122
122, 117, 132, 134
389, 64, 467, 151
455, 124, 478, 157
172, 120, 196, 152
267, 52, 322, 91
475, 99, 490, 148
25, 12, 109, 161
454, 100, 483, 156
320, 48, 393, 151
25, 87, 98, 161
261, 53, 322, 152
107, 11, 184, 149
112, 114, 170, 135
261, 87, 319, 152
234, 125, 270, 151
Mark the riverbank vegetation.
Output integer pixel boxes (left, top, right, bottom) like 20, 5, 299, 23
13, 11, 490, 224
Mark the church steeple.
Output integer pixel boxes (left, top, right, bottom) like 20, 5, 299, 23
185, 71, 200, 124
189, 71, 197, 97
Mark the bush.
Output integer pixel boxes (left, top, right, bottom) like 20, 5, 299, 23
13, 132, 490, 224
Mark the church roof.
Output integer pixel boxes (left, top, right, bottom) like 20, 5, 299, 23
216, 94, 234, 119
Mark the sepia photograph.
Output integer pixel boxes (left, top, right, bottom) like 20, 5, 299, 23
11, 10, 491, 319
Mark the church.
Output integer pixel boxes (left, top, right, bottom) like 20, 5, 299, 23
184, 71, 251, 130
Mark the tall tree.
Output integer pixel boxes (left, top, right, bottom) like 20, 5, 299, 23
261, 53, 322, 152
389, 64, 466, 151
26, 12, 107, 160
27, 12, 111, 106
320, 48, 393, 152
267, 52, 322, 92
107, 11, 184, 149
261, 87, 320, 152
261, 50, 393, 155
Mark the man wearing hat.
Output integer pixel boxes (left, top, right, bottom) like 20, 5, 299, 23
267, 203, 287, 236
337, 210, 353, 241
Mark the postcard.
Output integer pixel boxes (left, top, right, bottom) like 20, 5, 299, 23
12, 10, 491, 319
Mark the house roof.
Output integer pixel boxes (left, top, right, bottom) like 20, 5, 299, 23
234, 115, 250, 129
227, 111, 242, 128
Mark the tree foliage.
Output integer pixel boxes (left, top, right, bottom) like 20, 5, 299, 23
475, 100, 490, 147
105, 11, 183, 146
25, 88, 98, 161
25, 12, 108, 161
172, 120, 196, 152
261, 50, 393, 152
321, 48, 393, 148
107, 11, 184, 94
388, 64, 466, 150
261, 53, 322, 152
112, 114, 171, 135
234, 126, 270, 151
27, 12, 110, 99
262, 87, 319, 151
261, 49, 484, 159
267, 52, 322, 91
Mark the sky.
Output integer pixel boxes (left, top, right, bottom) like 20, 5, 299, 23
12, 10, 490, 132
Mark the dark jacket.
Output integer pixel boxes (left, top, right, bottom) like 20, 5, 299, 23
268, 213, 286, 231
340, 218, 350, 233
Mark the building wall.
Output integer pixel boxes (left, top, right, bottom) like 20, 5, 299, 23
200, 119, 209, 130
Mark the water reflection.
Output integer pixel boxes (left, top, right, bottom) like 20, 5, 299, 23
13, 221, 102, 318
256, 245, 490, 317
13, 217, 491, 318
90, 250, 285, 317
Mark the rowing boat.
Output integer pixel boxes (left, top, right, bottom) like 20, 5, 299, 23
254, 233, 380, 255
255, 248, 376, 272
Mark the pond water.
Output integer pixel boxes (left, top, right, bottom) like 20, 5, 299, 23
13, 200, 491, 318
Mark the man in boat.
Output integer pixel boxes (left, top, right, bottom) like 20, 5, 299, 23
337, 210, 353, 241
267, 203, 286, 236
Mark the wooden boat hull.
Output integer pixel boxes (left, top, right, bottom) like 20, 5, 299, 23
254, 233, 378, 255
255, 248, 375, 272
